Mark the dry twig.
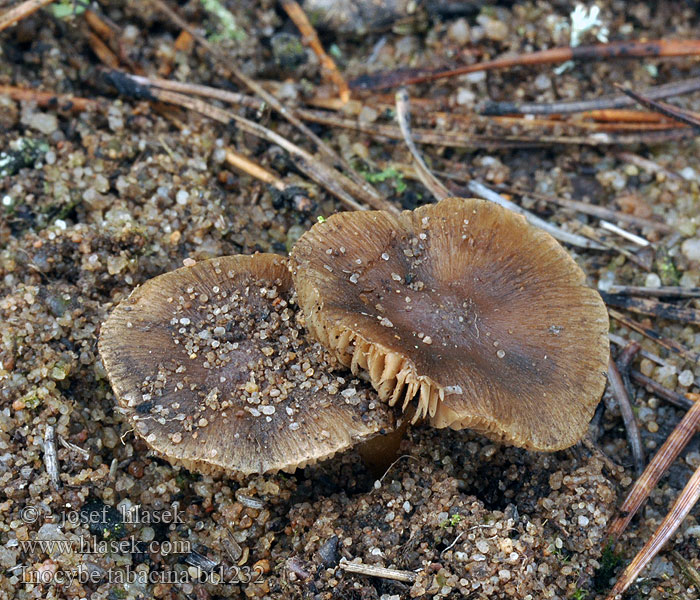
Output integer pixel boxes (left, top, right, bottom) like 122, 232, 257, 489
608, 397, 700, 540
608, 448, 700, 597
340, 560, 417, 583
479, 77, 700, 116
150, 0, 384, 208
607, 285, 700, 298
617, 84, 700, 130
467, 181, 605, 250
629, 371, 693, 411
602, 293, 700, 325
609, 335, 697, 408
616, 152, 684, 182
43, 424, 61, 490
494, 186, 672, 233
0, 84, 101, 112
615, 341, 641, 403
86, 29, 120, 68
599, 221, 650, 247
350, 39, 700, 90
297, 107, 691, 148
122, 73, 264, 110
58, 434, 91, 460
279, 0, 349, 103
0, 0, 55, 32
608, 308, 700, 364
395, 89, 449, 201
670, 550, 700, 592
582, 436, 624, 477
107, 72, 396, 212
607, 357, 645, 477
224, 149, 285, 192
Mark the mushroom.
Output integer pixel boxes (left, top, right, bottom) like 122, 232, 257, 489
98, 254, 397, 475
290, 197, 609, 451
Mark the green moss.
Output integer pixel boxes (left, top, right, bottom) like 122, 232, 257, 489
0, 138, 48, 178
175, 470, 199, 489
594, 541, 623, 592
107, 587, 128, 600
656, 248, 681, 285
201, 0, 245, 42
20, 391, 42, 410
271, 33, 306, 69
361, 166, 407, 194
81, 499, 126, 540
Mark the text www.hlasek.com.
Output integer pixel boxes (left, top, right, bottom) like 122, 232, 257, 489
19, 535, 191, 557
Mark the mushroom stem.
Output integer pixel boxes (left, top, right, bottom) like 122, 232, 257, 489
357, 409, 415, 479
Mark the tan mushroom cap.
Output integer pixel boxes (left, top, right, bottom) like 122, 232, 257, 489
290, 198, 610, 451
98, 254, 397, 475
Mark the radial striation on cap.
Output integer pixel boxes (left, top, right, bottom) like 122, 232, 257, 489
290, 197, 610, 451
98, 254, 397, 475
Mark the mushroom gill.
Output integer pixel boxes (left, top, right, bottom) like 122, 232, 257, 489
290, 197, 610, 451
98, 254, 397, 475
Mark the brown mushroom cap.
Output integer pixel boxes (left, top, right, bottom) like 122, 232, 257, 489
98, 254, 397, 475
290, 197, 610, 451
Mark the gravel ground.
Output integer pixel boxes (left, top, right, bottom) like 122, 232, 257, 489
1, 1, 700, 599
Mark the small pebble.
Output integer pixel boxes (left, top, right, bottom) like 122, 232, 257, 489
644, 273, 661, 288
534, 74, 551, 91
447, 18, 470, 44
678, 369, 694, 387
318, 535, 339, 566
682, 238, 700, 262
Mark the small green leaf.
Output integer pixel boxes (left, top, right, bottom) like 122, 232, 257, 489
50, 0, 87, 19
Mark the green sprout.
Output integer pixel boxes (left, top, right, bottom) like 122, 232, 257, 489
316, 215, 327, 224
440, 514, 462, 528
50, 0, 88, 19
20, 391, 42, 410
362, 166, 407, 194
329, 44, 342, 59
201, 0, 245, 42
655, 248, 681, 285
